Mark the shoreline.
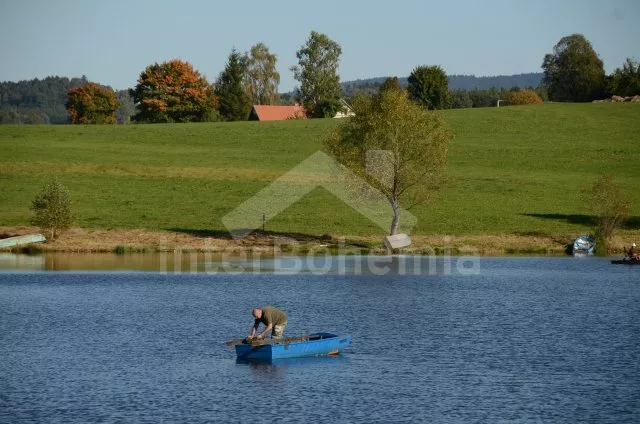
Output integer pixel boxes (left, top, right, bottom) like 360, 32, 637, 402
1, 226, 636, 256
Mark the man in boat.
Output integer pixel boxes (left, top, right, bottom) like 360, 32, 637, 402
629, 243, 637, 259
247, 306, 288, 340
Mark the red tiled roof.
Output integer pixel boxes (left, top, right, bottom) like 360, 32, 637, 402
251, 105, 306, 121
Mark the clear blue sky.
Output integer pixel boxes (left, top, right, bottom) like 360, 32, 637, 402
2, 0, 639, 92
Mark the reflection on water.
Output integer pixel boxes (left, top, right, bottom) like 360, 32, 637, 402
0, 252, 481, 275
211, 255, 477, 275
236, 354, 350, 384
236, 353, 348, 368
0, 252, 224, 272
0, 253, 44, 270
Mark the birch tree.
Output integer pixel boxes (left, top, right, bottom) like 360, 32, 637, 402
291, 31, 342, 118
245, 43, 280, 105
325, 89, 451, 235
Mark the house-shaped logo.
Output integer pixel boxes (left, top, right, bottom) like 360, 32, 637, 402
222, 151, 417, 240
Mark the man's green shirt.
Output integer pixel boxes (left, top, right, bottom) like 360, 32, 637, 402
256, 306, 287, 327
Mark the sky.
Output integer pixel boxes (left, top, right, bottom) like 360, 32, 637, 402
1, 0, 639, 92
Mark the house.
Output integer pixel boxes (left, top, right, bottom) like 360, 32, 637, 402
248, 105, 306, 121
334, 99, 355, 118
248, 100, 354, 121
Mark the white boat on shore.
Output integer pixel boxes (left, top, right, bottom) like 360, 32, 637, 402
0, 234, 46, 249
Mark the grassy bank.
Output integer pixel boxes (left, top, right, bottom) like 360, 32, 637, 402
2, 225, 637, 256
1, 103, 639, 251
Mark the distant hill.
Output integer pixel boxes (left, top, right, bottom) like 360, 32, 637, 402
0, 76, 134, 124
0, 76, 89, 124
341, 73, 543, 96
449, 73, 543, 89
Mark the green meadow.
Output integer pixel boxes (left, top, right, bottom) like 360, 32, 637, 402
1, 103, 639, 238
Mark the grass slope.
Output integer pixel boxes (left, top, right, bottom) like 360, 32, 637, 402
1, 103, 639, 239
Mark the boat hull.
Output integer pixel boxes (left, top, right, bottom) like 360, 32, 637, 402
235, 333, 350, 361
611, 259, 640, 265
0, 234, 46, 249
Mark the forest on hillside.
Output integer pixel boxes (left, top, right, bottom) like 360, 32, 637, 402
340, 73, 543, 97
0, 76, 134, 124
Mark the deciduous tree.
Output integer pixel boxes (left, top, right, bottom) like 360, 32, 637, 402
245, 43, 280, 105
582, 175, 630, 254
467, 87, 500, 108
378, 77, 402, 95
215, 49, 252, 121
608, 57, 640, 97
542, 34, 606, 102
450, 89, 473, 109
292, 31, 343, 118
66, 83, 118, 124
30, 178, 73, 240
407, 65, 451, 110
115, 90, 136, 124
131, 59, 216, 123
325, 89, 451, 236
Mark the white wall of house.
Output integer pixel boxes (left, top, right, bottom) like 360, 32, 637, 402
334, 99, 355, 118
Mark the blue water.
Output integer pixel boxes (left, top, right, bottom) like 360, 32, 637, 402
1, 257, 639, 423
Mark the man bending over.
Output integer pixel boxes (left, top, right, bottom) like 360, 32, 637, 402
248, 306, 288, 340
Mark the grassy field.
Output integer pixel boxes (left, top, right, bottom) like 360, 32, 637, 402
1, 103, 639, 243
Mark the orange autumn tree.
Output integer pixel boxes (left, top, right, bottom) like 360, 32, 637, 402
66, 83, 119, 124
130, 59, 217, 123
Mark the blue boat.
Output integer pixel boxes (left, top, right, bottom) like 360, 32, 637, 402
234, 333, 351, 361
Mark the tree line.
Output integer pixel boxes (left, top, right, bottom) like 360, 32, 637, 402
1, 32, 639, 124
65, 31, 345, 124
343, 34, 639, 109
340, 73, 543, 96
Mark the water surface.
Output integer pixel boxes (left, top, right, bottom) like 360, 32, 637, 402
1, 257, 638, 422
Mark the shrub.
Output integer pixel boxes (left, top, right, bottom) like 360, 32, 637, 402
503, 90, 543, 105
30, 178, 73, 240
582, 175, 630, 254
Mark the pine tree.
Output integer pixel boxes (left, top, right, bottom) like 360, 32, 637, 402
215, 49, 252, 121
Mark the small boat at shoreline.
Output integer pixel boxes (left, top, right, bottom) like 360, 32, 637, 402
611, 258, 640, 265
0, 234, 45, 249
572, 235, 595, 256
229, 333, 351, 361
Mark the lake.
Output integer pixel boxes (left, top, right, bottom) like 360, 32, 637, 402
1, 256, 638, 423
